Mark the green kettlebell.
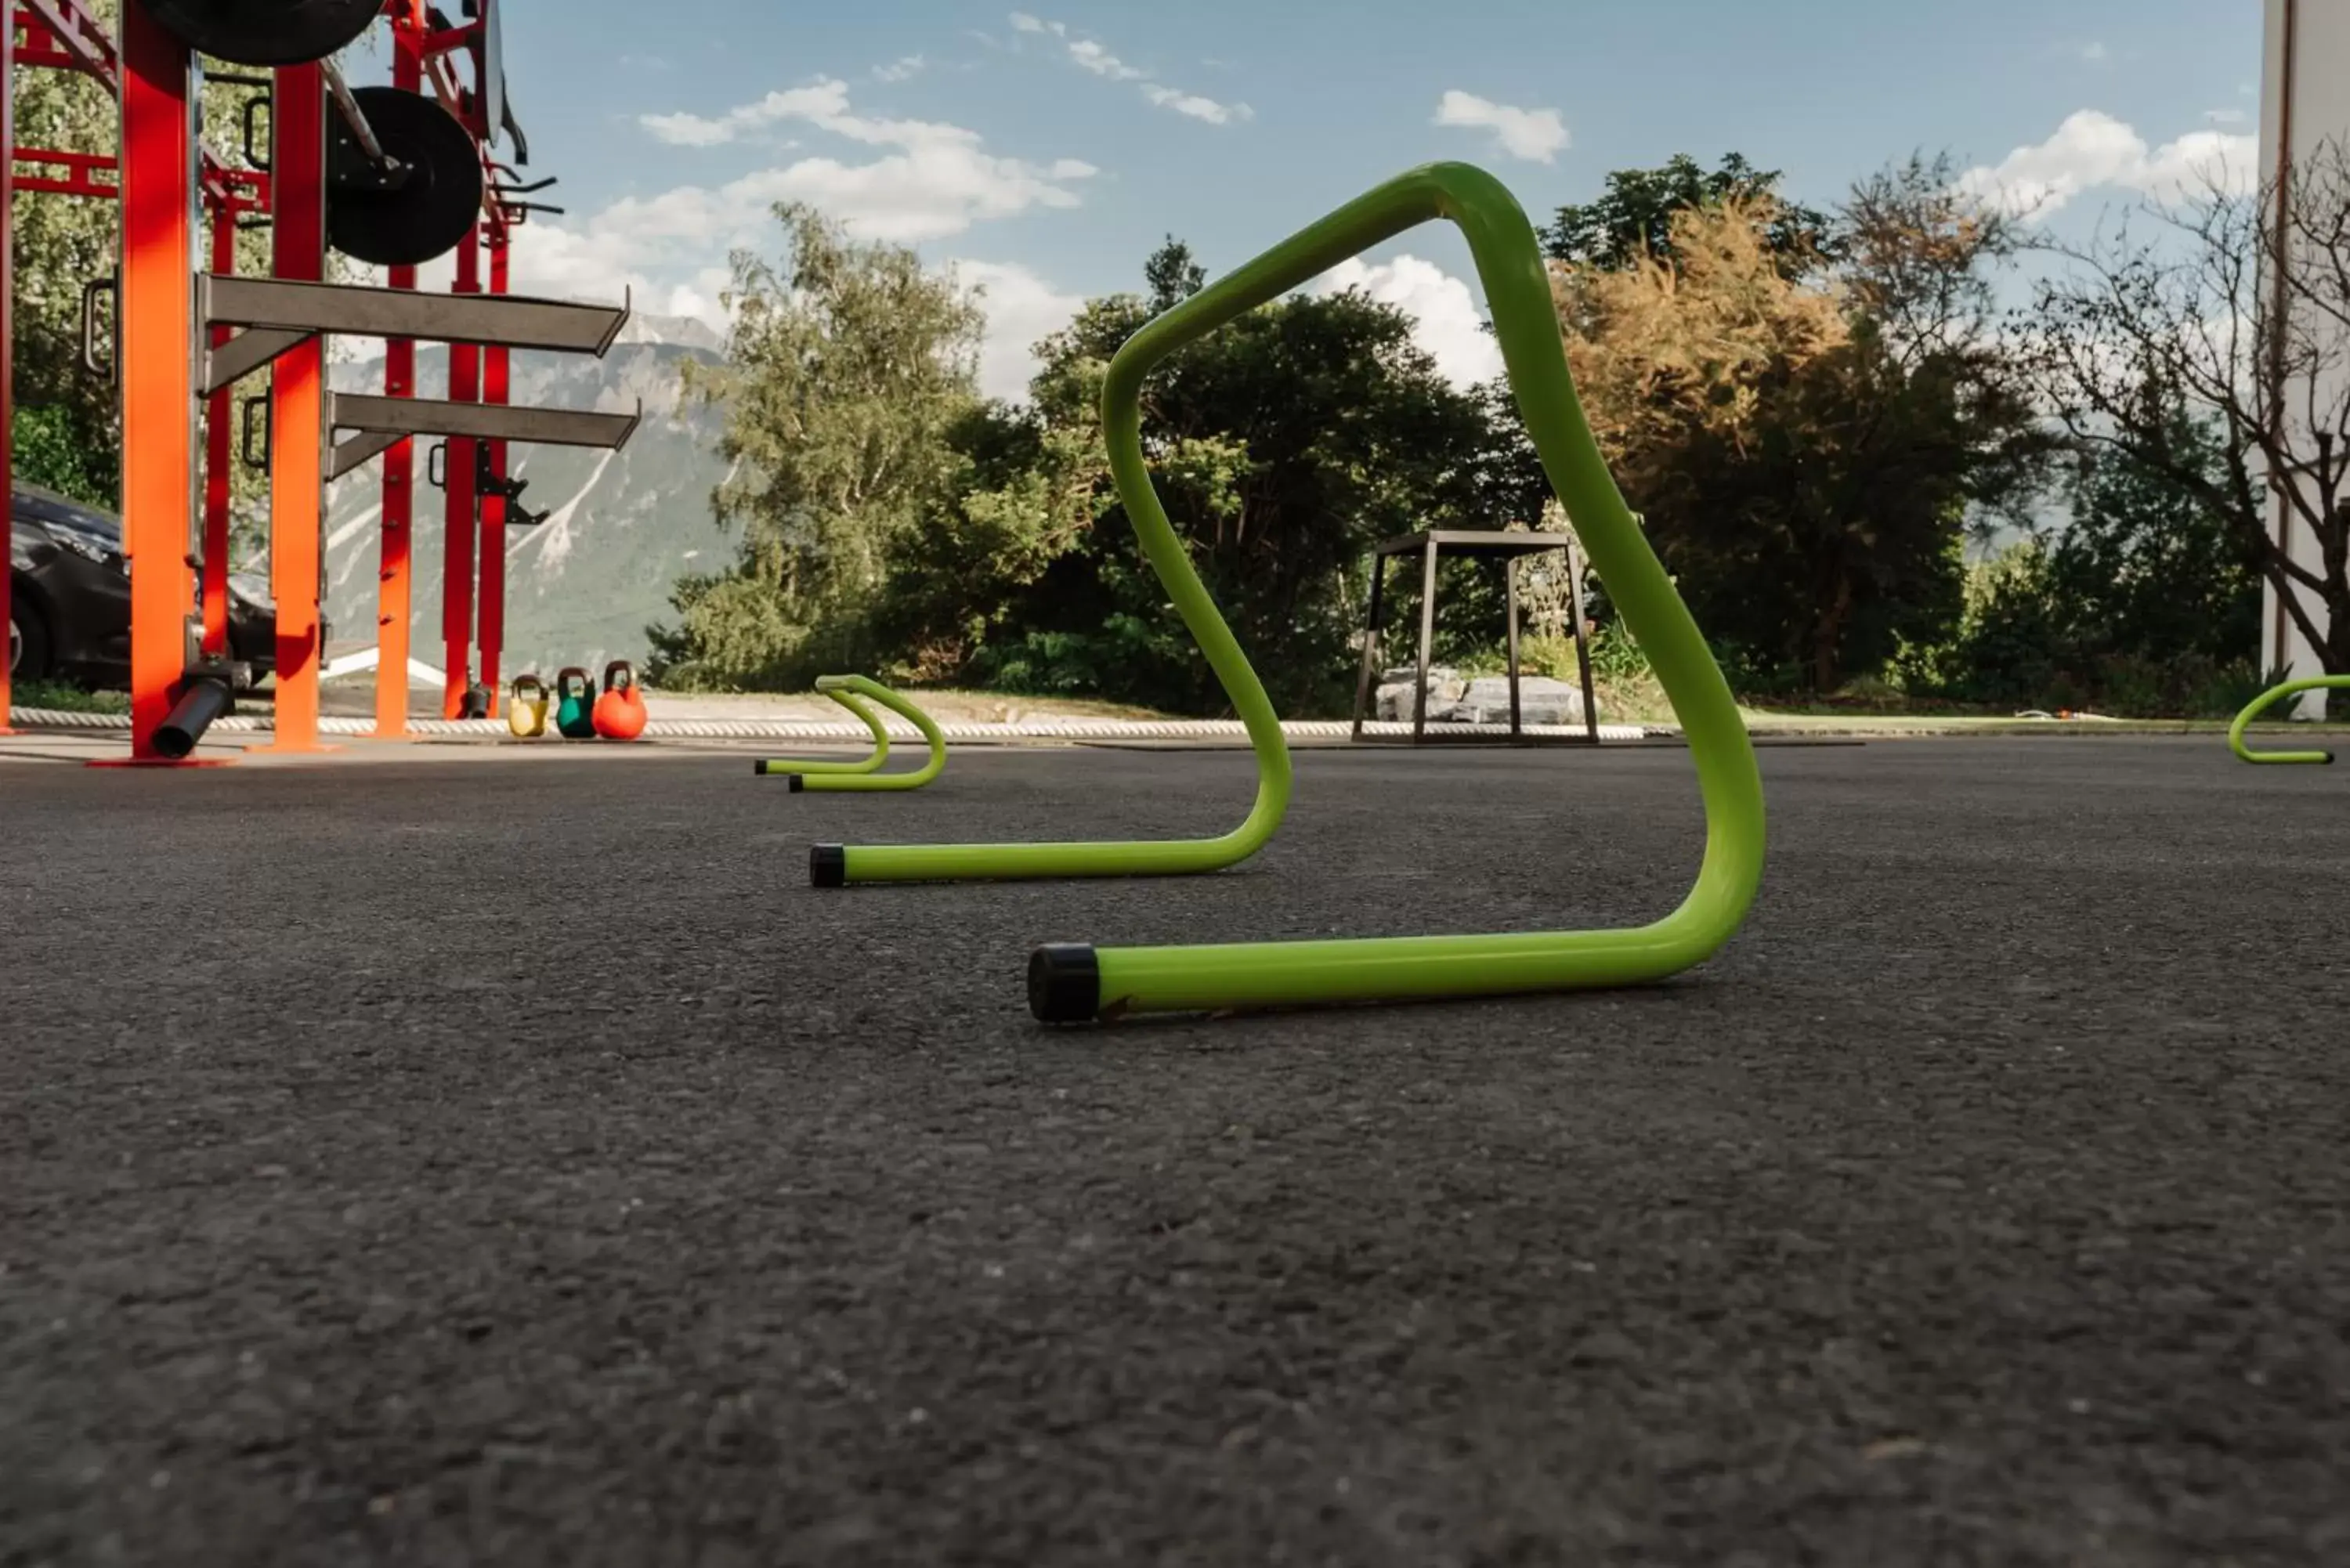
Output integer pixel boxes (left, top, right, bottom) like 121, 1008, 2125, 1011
553, 666, 598, 739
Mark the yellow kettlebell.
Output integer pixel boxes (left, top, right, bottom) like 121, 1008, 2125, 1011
507, 673, 550, 739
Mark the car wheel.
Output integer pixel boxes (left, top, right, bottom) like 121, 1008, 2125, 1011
8, 595, 50, 683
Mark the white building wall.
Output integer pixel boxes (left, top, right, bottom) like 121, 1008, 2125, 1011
2260, 0, 2349, 713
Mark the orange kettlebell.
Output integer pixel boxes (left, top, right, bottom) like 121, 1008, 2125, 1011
593, 659, 648, 741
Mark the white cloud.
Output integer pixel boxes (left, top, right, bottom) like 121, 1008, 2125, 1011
1013, 13, 1250, 125
1142, 84, 1251, 125
2137, 128, 2260, 201
2080, 41, 2109, 63
873, 55, 926, 84
1068, 38, 1144, 81
461, 237, 1086, 403
641, 80, 853, 147
1433, 89, 1569, 164
1311, 254, 1505, 390
457, 78, 1095, 343
624, 78, 1095, 244
2204, 107, 2248, 125
1956, 109, 2257, 215
949, 259, 1086, 401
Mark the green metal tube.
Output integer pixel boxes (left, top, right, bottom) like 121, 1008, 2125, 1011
813, 351, 1294, 882
1022, 161, 1767, 1023
2228, 675, 2347, 765
791, 677, 948, 794
755, 681, 891, 777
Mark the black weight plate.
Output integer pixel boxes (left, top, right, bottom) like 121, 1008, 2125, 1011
135, 0, 381, 67
327, 86, 485, 269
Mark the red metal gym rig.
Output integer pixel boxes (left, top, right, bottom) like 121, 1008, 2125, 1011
3, 0, 634, 759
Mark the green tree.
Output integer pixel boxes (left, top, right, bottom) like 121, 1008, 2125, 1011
1141, 235, 1206, 312
12, 49, 125, 505
2021, 136, 2350, 674
1554, 154, 2051, 692
2047, 401, 2262, 663
1896, 386, 2269, 716
870, 239, 1530, 715
646, 202, 986, 688
1542, 150, 1835, 277
13, 5, 316, 549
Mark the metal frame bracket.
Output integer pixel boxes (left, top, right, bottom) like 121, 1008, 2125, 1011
324, 391, 640, 480
199, 273, 630, 361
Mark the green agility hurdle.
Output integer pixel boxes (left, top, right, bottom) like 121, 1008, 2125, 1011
2228, 676, 2350, 765
756, 675, 947, 793
812, 161, 1769, 1023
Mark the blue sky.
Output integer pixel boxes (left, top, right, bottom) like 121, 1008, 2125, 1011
445, 0, 2263, 398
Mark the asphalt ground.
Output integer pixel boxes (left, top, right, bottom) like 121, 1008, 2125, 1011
3, 736, 2347, 1566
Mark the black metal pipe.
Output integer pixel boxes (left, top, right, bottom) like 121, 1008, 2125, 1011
321, 60, 399, 175
155, 675, 234, 760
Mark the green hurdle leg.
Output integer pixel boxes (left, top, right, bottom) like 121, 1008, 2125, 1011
2229, 676, 2348, 765
1015, 161, 1766, 1022
754, 679, 891, 778
790, 677, 948, 797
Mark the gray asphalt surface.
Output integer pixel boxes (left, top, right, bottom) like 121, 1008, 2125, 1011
4, 736, 2348, 1566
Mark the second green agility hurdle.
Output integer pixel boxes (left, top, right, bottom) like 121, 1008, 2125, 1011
2228, 675, 2350, 765
815, 158, 1770, 1024
756, 676, 948, 793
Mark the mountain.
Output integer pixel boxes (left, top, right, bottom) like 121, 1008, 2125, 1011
320, 312, 735, 679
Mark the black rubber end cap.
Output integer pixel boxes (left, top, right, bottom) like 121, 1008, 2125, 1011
787, 775, 806, 793
754, 759, 772, 775
1028, 944, 1101, 1024
809, 844, 847, 888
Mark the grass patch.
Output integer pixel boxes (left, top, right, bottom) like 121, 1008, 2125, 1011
9, 679, 129, 714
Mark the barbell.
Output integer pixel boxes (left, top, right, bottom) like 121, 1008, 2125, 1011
135, 2, 491, 267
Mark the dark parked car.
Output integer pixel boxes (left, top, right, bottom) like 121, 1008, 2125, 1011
9, 482, 274, 690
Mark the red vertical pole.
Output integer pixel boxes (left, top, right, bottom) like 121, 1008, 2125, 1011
200, 204, 235, 658
373, 263, 417, 737
114, 5, 200, 763
2, 7, 16, 735
442, 227, 479, 719
478, 231, 510, 719
259, 60, 327, 753
372, 37, 423, 740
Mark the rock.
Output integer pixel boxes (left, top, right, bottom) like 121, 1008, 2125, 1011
1451, 674, 1593, 726
1373, 666, 1467, 722
1371, 667, 1597, 726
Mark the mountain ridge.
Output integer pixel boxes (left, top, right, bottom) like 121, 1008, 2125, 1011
320, 312, 735, 679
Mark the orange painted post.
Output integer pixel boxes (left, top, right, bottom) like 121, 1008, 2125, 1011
258, 60, 328, 754
200, 204, 236, 658
114, 5, 200, 763
2, 4, 16, 735
477, 231, 511, 719
372, 38, 424, 740
441, 227, 480, 718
